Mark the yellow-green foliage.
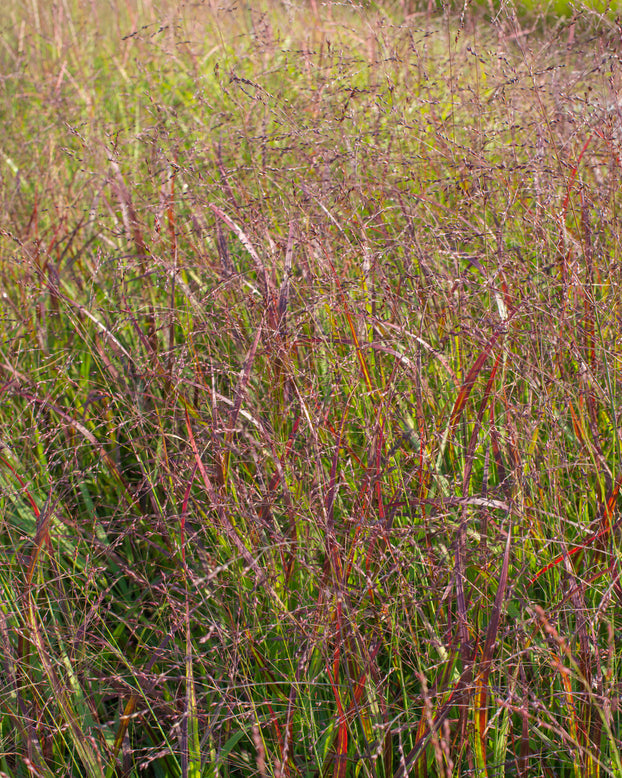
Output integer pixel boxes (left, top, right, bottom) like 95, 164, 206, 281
479, 0, 621, 17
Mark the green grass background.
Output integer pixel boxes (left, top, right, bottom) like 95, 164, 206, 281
1, 0, 622, 776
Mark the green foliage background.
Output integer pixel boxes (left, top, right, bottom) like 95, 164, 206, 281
1, 1, 622, 776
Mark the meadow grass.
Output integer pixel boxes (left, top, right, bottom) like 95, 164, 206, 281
1, 0, 622, 775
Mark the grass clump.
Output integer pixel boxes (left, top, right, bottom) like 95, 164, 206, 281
1, 0, 622, 776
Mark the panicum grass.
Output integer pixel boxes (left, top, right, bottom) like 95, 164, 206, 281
1, 1, 622, 776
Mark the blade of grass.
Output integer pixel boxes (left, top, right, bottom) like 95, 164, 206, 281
473, 511, 512, 776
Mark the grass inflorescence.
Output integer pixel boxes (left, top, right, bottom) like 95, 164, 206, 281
1, 0, 622, 775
